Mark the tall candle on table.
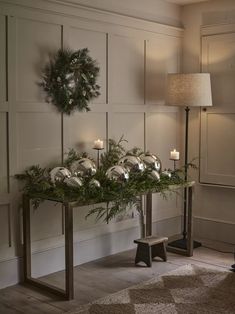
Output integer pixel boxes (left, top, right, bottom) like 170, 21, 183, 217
94, 139, 104, 149
170, 149, 180, 160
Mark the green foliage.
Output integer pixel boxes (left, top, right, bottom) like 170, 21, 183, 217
15, 165, 51, 193
63, 149, 89, 168
127, 147, 144, 156
15, 137, 196, 222
100, 136, 127, 171
40, 48, 100, 115
15, 165, 53, 208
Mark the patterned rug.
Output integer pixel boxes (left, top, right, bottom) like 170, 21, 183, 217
70, 264, 235, 314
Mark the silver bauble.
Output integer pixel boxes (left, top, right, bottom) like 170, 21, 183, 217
106, 165, 129, 182
50, 167, 71, 183
148, 170, 160, 181
71, 158, 97, 177
89, 178, 101, 188
140, 153, 162, 172
64, 176, 83, 187
118, 155, 145, 172
161, 170, 172, 179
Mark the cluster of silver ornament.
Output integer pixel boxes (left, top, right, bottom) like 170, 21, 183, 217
50, 153, 163, 187
105, 153, 162, 183
50, 157, 101, 188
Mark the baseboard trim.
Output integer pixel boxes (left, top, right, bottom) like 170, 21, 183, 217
0, 215, 181, 289
194, 217, 235, 245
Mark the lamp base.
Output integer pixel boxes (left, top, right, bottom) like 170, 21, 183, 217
168, 238, 201, 250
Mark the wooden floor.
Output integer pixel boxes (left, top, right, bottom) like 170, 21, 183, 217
0, 239, 234, 313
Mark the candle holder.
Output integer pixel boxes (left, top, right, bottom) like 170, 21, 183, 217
93, 147, 104, 169
170, 158, 180, 171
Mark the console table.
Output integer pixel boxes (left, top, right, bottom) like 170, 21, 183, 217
22, 183, 194, 300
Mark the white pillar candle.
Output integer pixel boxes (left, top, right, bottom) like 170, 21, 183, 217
170, 149, 180, 160
94, 139, 104, 149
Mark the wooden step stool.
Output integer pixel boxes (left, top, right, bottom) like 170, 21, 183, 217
134, 236, 168, 267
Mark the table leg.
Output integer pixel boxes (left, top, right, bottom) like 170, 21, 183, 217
146, 193, 152, 237
23, 194, 31, 280
64, 203, 74, 300
22, 196, 74, 300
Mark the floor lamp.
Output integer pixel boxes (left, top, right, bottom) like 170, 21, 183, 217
166, 73, 213, 250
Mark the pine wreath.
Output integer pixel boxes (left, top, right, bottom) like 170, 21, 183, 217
40, 48, 100, 115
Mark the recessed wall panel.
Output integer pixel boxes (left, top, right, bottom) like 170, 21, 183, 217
73, 204, 104, 232
146, 112, 179, 169
64, 112, 106, 160
109, 35, 144, 105
146, 36, 180, 105
69, 27, 106, 104
0, 113, 8, 194
0, 205, 10, 247
16, 113, 61, 172
201, 32, 235, 186
146, 112, 180, 222
205, 34, 235, 106
31, 201, 62, 241
201, 111, 235, 185
0, 15, 6, 102
109, 113, 145, 150
16, 18, 61, 103
207, 113, 235, 176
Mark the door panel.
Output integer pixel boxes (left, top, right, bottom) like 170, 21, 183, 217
200, 32, 235, 186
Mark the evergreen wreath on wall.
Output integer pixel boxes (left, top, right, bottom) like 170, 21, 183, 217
40, 48, 100, 115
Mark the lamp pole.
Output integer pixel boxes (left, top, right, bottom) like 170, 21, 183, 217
168, 106, 201, 250
183, 106, 190, 239
166, 73, 212, 251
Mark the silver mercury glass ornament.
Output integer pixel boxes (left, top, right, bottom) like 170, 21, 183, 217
106, 165, 129, 183
148, 169, 160, 181
89, 178, 101, 188
64, 176, 83, 188
50, 167, 71, 184
140, 153, 162, 173
161, 170, 172, 179
118, 155, 145, 172
71, 158, 97, 177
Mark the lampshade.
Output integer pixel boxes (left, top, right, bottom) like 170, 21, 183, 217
166, 73, 213, 107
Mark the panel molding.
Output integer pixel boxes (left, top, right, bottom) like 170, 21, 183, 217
0, 0, 183, 38
200, 109, 235, 186
200, 27, 235, 187
201, 23, 235, 37
194, 216, 235, 245
0, 204, 11, 248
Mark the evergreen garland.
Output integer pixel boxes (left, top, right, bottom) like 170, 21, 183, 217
40, 48, 100, 115
16, 138, 195, 223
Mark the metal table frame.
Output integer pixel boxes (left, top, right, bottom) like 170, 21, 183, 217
145, 185, 194, 257
22, 184, 194, 300
23, 195, 74, 300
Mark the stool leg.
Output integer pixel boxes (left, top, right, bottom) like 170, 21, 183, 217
135, 243, 152, 267
152, 243, 167, 262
